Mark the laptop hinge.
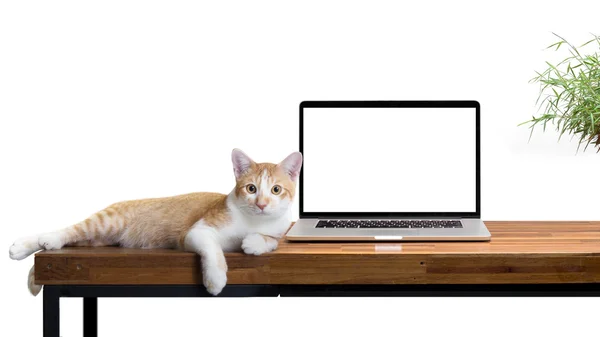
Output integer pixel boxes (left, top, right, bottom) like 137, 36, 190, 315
313, 215, 477, 220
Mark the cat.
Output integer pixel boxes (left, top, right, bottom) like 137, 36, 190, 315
9, 149, 303, 296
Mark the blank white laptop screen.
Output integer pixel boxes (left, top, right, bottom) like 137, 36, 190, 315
302, 107, 477, 213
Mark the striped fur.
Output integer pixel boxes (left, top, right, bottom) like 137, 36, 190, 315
9, 149, 303, 296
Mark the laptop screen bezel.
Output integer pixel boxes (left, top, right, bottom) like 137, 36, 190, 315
299, 100, 481, 219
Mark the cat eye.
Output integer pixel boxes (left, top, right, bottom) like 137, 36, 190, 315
246, 184, 257, 194
271, 185, 282, 195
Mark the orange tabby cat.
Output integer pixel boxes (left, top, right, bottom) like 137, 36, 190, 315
9, 149, 303, 296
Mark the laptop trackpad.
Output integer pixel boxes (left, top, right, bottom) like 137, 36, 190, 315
371, 230, 419, 240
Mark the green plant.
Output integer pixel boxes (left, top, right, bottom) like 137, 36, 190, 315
521, 33, 600, 151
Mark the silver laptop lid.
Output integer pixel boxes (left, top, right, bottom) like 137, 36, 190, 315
299, 101, 480, 219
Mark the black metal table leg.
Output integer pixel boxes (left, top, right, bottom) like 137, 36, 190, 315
84, 297, 98, 337
40, 284, 598, 336
43, 286, 60, 337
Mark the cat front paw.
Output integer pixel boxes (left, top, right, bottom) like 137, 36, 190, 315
9, 236, 42, 260
38, 233, 64, 250
241, 233, 276, 256
203, 266, 227, 296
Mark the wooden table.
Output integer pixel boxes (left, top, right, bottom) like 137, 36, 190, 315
36, 221, 600, 337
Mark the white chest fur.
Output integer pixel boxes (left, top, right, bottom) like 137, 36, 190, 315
214, 195, 291, 252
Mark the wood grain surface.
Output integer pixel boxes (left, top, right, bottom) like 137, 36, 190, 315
35, 221, 600, 285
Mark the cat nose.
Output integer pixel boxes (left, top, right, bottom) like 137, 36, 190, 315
256, 203, 267, 210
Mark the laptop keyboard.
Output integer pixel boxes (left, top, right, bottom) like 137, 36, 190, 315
316, 220, 463, 228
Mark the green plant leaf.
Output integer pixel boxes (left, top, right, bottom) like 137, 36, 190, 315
522, 34, 600, 151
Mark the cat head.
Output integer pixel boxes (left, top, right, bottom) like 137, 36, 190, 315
231, 148, 303, 217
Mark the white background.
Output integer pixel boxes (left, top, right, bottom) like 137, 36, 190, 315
1, 1, 599, 336
303, 107, 476, 212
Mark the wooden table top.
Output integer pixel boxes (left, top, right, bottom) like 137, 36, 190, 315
35, 221, 600, 286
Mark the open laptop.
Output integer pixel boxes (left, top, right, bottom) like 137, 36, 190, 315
286, 101, 491, 241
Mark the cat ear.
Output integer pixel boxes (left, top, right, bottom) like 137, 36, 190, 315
278, 152, 303, 182
232, 148, 254, 179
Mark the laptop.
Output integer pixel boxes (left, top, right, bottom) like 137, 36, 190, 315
286, 101, 491, 242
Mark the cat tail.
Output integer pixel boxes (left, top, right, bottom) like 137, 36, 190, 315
28, 265, 42, 296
